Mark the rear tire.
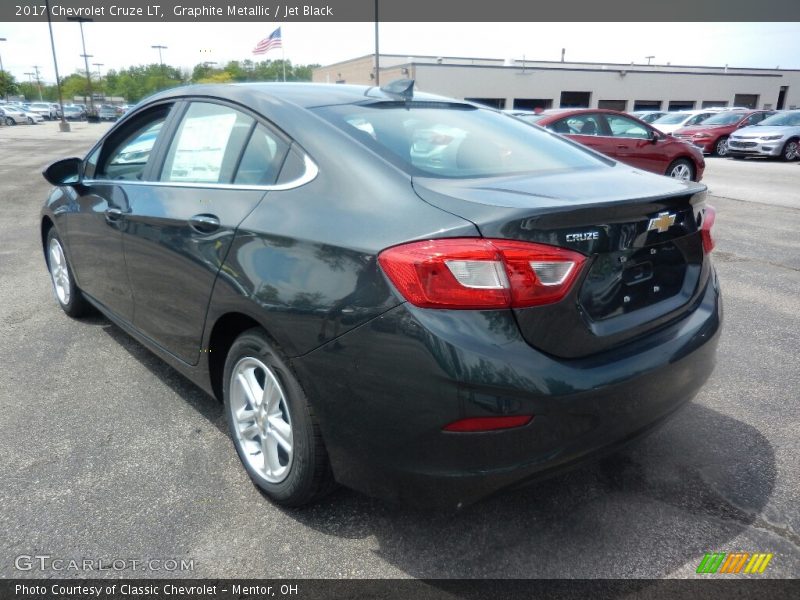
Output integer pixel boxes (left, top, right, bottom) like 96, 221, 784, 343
5, 117, 14, 126
45, 228, 93, 318
666, 158, 695, 182
780, 138, 798, 162
222, 328, 336, 507
713, 136, 729, 157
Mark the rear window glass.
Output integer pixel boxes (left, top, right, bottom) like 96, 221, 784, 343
314, 102, 608, 178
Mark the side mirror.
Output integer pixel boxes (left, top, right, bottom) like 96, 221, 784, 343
42, 157, 82, 186
649, 130, 661, 144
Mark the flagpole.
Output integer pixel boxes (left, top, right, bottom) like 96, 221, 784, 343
282, 43, 286, 82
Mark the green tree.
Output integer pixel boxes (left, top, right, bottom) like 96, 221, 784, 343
0, 71, 18, 99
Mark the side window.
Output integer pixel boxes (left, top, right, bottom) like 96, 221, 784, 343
96, 109, 170, 181
276, 147, 307, 184
605, 115, 650, 139
744, 113, 763, 126
549, 114, 603, 136
161, 102, 254, 184
234, 124, 290, 185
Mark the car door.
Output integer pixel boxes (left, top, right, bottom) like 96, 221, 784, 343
122, 100, 290, 365
601, 113, 664, 172
66, 104, 174, 322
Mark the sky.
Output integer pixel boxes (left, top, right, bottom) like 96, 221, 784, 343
1, 21, 799, 84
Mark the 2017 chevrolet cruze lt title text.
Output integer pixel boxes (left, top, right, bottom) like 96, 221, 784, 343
40, 82, 721, 508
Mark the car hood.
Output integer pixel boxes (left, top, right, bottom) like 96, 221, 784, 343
732, 125, 799, 138
674, 124, 732, 135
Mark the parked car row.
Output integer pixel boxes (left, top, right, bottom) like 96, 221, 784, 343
0, 104, 45, 125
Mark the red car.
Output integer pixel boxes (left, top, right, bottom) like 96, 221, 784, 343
672, 110, 776, 156
513, 108, 705, 182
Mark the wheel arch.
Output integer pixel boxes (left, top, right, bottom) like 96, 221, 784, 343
41, 215, 55, 259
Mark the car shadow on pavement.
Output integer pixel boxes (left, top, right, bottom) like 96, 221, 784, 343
281, 402, 778, 579
98, 318, 227, 435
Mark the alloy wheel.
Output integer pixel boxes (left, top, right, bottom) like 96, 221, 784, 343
229, 357, 294, 483
784, 141, 798, 161
48, 238, 71, 305
715, 137, 729, 157
669, 162, 693, 181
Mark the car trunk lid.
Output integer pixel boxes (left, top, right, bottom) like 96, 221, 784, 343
412, 166, 712, 358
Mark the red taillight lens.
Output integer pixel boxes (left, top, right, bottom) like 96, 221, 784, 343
377, 238, 586, 309
443, 415, 533, 432
701, 205, 716, 253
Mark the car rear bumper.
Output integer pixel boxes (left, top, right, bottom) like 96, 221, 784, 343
293, 267, 722, 508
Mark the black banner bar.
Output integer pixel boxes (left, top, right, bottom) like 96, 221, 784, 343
2, 579, 799, 600
2, 0, 800, 22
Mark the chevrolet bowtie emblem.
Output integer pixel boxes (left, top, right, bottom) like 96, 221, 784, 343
648, 212, 676, 233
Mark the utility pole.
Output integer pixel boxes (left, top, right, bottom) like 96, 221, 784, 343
151, 44, 167, 90
32, 65, 44, 100
93, 62, 103, 100
67, 16, 95, 116
374, 0, 380, 85
645, 55, 655, 65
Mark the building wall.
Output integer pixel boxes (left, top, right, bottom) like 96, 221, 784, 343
312, 54, 800, 111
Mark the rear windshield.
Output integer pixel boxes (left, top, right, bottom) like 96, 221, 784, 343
758, 112, 800, 127
314, 102, 608, 178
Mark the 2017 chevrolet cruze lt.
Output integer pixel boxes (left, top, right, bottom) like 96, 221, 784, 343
41, 82, 721, 508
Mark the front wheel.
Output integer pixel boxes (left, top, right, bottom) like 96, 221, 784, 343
666, 158, 695, 182
4, 117, 14, 126
222, 328, 335, 507
780, 139, 799, 162
46, 229, 93, 318
714, 136, 729, 157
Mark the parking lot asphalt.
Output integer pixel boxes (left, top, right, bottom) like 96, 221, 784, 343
0, 122, 798, 580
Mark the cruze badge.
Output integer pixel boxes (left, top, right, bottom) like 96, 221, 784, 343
565, 231, 599, 242
648, 212, 676, 233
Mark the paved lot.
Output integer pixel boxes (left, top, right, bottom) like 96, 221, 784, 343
0, 123, 798, 579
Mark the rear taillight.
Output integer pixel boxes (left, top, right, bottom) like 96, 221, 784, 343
701, 205, 716, 253
377, 238, 586, 309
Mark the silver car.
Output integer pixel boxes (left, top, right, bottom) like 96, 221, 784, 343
0, 106, 30, 125
728, 110, 800, 161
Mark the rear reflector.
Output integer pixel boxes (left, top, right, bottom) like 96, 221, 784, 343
443, 415, 533, 432
378, 238, 586, 309
701, 205, 716, 253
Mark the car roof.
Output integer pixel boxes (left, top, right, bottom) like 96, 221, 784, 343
145, 82, 462, 109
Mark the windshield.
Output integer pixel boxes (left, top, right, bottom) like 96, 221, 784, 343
514, 113, 547, 124
652, 113, 694, 125
701, 112, 746, 125
314, 102, 608, 179
757, 112, 800, 127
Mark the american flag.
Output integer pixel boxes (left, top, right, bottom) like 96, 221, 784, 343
252, 27, 282, 55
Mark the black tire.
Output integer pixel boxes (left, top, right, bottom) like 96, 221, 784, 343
665, 158, 696, 182
5, 117, 14, 126
222, 328, 335, 506
713, 136, 729, 157
780, 138, 799, 162
45, 228, 93, 318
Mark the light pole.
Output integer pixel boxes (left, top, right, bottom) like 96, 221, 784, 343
67, 16, 95, 116
32, 65, 43, 101
24, 71, 34, 100
152, 44, 167, 89
645, 55, 655, 65
44, 0, 69, 131
0, 37, 7, 101
93, 62, 103, 100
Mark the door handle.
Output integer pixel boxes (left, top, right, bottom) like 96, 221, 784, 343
616, 144, 629, 149
189, 214, 220, 234
105, 207, 125, 221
